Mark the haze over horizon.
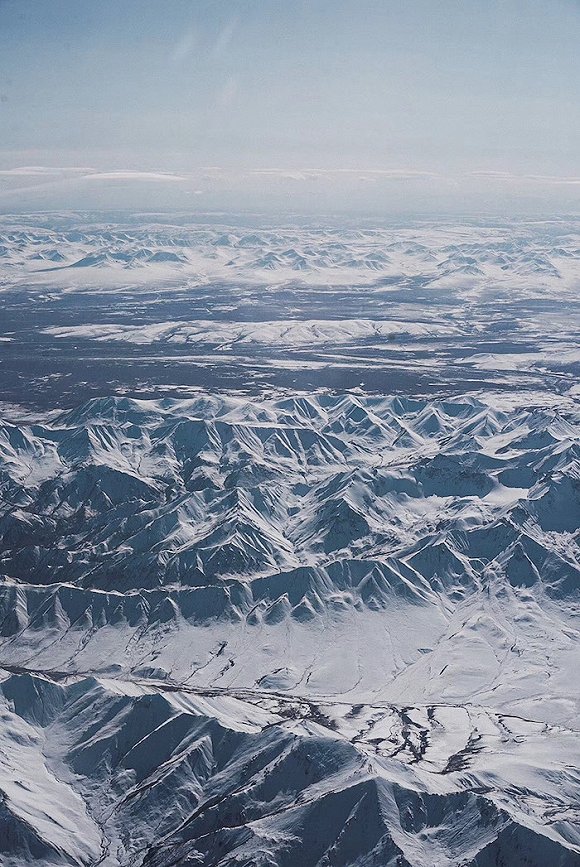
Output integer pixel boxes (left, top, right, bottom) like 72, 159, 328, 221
1, 0, 579, 215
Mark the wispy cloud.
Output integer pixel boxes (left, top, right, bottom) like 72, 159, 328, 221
470, 171, 580, 186
0, 166, 94, 177
170, 29, 197, 66
526, 175, 580, 186
212, 15, 240, 59
0, 167, 187, 183
250, 168, 441, 182
84, 171, 187, 183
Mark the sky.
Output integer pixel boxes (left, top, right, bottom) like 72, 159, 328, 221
0, 0, 579, 215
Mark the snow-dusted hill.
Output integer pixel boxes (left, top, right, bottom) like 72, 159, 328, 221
0, 390, 578, 865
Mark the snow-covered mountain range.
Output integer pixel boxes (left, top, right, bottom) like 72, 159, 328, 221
1, 215, 579, 410
1, 215, 578, 289
0, 215, 579, 865
0, 390, 578, 865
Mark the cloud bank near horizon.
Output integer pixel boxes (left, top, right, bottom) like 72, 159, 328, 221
1, 164, 579, 215
0, 0, 578, 214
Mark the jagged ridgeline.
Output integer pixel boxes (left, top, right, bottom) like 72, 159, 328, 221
0, 392, 579, 865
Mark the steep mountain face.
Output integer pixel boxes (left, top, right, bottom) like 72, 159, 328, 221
1, 672, 578, 867
0, 392, 578, 865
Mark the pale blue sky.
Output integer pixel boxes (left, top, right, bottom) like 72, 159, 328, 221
0, 0, 579, 213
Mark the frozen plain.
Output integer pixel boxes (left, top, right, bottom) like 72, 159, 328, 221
0, 214, 579, 866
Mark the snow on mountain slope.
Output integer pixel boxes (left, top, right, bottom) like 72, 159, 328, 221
0, 671, 579, 867
2, 216, 579, 410
43, 317, 463, 347
0, 391, 578, 864
0, 215, 579, 865
1, 217, 579, 296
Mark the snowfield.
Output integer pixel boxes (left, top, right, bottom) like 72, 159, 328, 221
0, 215, 579, 866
